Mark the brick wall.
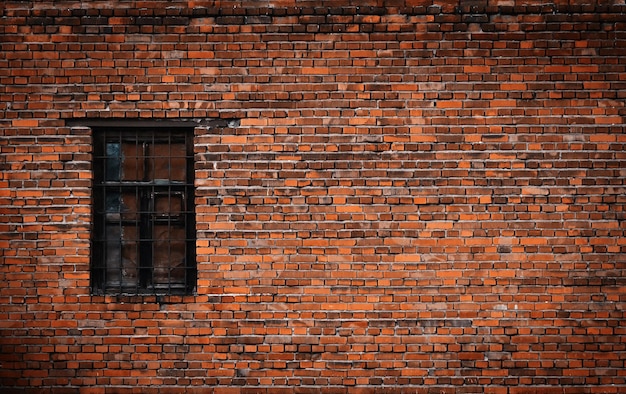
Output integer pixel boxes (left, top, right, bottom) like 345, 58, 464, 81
1, 0, 626, 392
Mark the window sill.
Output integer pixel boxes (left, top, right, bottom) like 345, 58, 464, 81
90, 294, 197, 305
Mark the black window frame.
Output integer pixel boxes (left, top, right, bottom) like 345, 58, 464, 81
91, 126, 196, 296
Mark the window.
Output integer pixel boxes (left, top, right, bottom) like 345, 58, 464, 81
92, 127, 196, 295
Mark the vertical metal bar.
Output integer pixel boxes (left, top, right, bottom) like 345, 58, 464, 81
100, 131, 106, 293
118, 131, 123, 294
139, 138, 151, 291
186, 130, 195, 294
150, 133, 155, 292
168, 132, 172, 295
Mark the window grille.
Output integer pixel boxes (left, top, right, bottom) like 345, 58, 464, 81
92, 127, 196, 295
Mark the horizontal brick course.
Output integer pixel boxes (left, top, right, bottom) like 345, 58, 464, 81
1, 0, 626, 392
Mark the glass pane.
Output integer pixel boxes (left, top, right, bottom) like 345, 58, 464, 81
105, 193, 120, 214
104, 226, 122, 288
121, 191, 139, 221
121, 142, 145, 181
154, 192, 183, 218
105, 143, 120, 182
152, 225, 186, 286
149, 142, 186, 182
105, 225, 139, 290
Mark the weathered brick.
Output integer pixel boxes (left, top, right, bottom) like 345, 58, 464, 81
1, 1, 625, 392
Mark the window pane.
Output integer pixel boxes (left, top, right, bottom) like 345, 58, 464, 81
152, 225, 186, 286
105, 143, 120, 182
121, 191, 139, 221
105, 225, 139, 290
149, 142, 187, 182
121, 142, 145, 182
154, 192, 184, 218
105, 191, 121, 214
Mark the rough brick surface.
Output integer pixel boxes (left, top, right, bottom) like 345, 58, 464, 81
1, 0, 625, 392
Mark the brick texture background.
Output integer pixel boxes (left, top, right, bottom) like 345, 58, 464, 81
1, 0, 626, 392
